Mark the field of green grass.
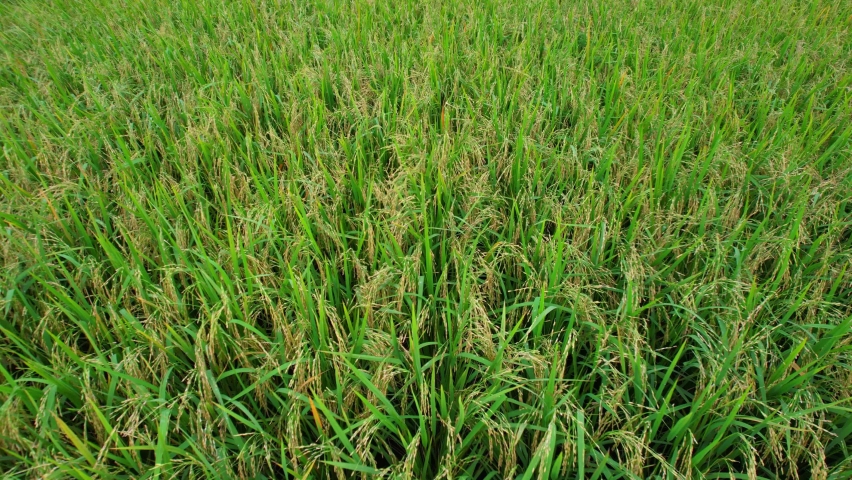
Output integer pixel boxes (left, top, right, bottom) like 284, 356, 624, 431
1, 0, 851, 478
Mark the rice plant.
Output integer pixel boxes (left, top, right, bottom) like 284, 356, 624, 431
1, 0, 851, 478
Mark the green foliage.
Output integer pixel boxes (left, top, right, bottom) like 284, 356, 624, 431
1, 0, 851, 478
